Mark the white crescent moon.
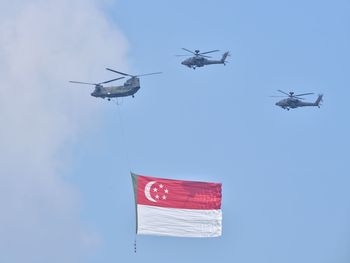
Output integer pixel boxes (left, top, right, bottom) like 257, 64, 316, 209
144, 181, 157, 202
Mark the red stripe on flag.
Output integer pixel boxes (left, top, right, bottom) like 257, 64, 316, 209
136, 175, 222, 210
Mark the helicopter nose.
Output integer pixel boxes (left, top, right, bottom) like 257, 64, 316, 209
181, 61, 185, 65
275, 102, 282, 107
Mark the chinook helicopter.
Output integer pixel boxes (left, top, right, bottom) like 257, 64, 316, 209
69, 69, 161, 100
271, 90, 323, 110
176, 48, 230, 69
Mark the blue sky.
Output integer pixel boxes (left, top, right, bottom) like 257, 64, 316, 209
1, 0, 350, 262
69, 0, 350, 262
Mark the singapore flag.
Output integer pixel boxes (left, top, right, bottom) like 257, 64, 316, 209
131, 173, 222, 237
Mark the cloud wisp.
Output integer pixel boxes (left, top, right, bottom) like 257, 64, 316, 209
0, 1, 128, 262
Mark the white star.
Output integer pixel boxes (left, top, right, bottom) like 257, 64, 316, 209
162, 195, 166, 200
159, 184, 164, 189
164, 188, 169, 194
153, 188, 158, 192
155, 194, 159, 199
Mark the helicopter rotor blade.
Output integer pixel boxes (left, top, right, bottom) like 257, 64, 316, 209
136, 72, 162, 77
69, 81, 97, 86
182, 48, 196, 55
277, 89, 290, 96
199, 49, 220, 55
269, 96, 287, 98
175, 54, 191, 57
99, 77, 125, 85
198, 54, 211, 58
106, 68, 133, 77
294, 92, 314, 97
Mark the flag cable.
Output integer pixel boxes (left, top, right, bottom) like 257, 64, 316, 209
134, 237, 137, 253
113, 99, 137, 253
114, 99, 132, 172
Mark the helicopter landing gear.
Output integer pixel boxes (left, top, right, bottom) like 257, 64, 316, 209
108, 98, 111, 101
132, 95, 135, 98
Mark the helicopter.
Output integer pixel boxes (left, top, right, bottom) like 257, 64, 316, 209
271, 90, 323, 110
69, 69, 161, 100
176, 48, 230, 69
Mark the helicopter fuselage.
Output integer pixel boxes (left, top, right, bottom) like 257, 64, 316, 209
275, 95, 323, 110
91, 77, 140, 99
181, 51, 229, 69
181, 57, 223, 69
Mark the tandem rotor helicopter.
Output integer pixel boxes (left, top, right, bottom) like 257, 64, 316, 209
176, 48, 230, 69
69, 68, 161, 100
271, 90, 323, 110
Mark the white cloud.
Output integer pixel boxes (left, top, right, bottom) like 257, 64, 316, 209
0, 0, 128, 262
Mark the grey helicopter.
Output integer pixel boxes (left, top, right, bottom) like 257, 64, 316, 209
69, 69, 161, 100
271, 90, 323, 110
176, 48, 230, 69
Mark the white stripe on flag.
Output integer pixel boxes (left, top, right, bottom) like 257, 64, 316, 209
137, 205, 222, 237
